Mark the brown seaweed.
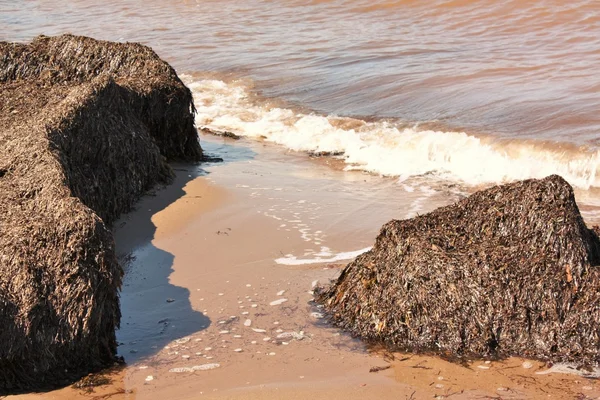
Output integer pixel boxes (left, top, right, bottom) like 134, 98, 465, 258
317, 175, 600, 365
0, 34, 202, 392
200, 127, 241, 140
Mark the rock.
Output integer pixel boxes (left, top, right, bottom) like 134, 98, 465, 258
317, 176, 600, 364
269, 299, 288, 306
0, 34, 203, 392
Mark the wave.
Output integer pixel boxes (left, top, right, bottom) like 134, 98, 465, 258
186, 77, 600, 190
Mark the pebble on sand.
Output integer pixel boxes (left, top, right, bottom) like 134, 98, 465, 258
244, 319, 252, 327
169, 364, 220, 373
252, 328, 267, 333
276, 331, 305, 340
145, 376, 154, 382
277, 290, 286, 296
522, 361, 533, 369
269, 298, 288, 306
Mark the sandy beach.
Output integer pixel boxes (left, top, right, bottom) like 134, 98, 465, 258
9, 134, 599, 400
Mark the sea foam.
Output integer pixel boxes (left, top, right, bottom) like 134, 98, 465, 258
186, 78, 600, 190
275, 247, 372, 266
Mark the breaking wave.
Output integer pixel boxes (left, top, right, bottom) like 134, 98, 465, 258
187, 77, 600, 190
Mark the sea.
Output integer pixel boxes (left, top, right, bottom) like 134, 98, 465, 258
2, 0, 600, 215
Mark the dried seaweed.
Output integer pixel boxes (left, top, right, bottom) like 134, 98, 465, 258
72, 374, 111, 392
0, 34, 202, 392
317, 175, 600, 365
200, 127, 241, 140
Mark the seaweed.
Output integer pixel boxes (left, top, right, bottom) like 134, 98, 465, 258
200, 127, 241, 140
317, 175, 600, 365
0, 34, 202, 392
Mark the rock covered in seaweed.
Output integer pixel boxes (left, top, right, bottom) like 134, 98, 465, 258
0, 34, 202, 392
317, 175, 600, 364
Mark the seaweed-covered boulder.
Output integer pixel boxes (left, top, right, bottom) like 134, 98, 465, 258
0, 34, 202, 391
317, 175, 600, 364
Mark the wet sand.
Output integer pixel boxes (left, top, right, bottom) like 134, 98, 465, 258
12, 135, 600, 400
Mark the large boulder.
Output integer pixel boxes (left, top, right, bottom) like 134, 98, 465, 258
317, 175, 600, 364
0, 34, 202, 391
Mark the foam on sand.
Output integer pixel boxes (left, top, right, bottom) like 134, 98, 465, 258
275, 247, 372, 266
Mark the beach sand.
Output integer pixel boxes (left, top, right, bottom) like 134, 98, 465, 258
12, 135, 600, 400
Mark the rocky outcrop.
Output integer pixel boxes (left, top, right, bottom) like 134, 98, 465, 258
0, 34, 202, 391
317, 175, 600, 365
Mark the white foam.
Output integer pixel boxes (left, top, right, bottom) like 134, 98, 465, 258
536, 363, 600, 378
275, 247, 372, 266
186, 77, 600, 190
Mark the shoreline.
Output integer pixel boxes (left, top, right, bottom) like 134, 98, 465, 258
13, 135, 600, 400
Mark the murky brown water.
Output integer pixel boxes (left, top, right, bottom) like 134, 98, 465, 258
3, 0, 599, 140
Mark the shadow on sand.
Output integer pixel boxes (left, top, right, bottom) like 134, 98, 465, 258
113, 139, 255, 364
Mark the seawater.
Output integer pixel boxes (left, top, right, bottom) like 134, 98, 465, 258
2, 0, 600, 197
